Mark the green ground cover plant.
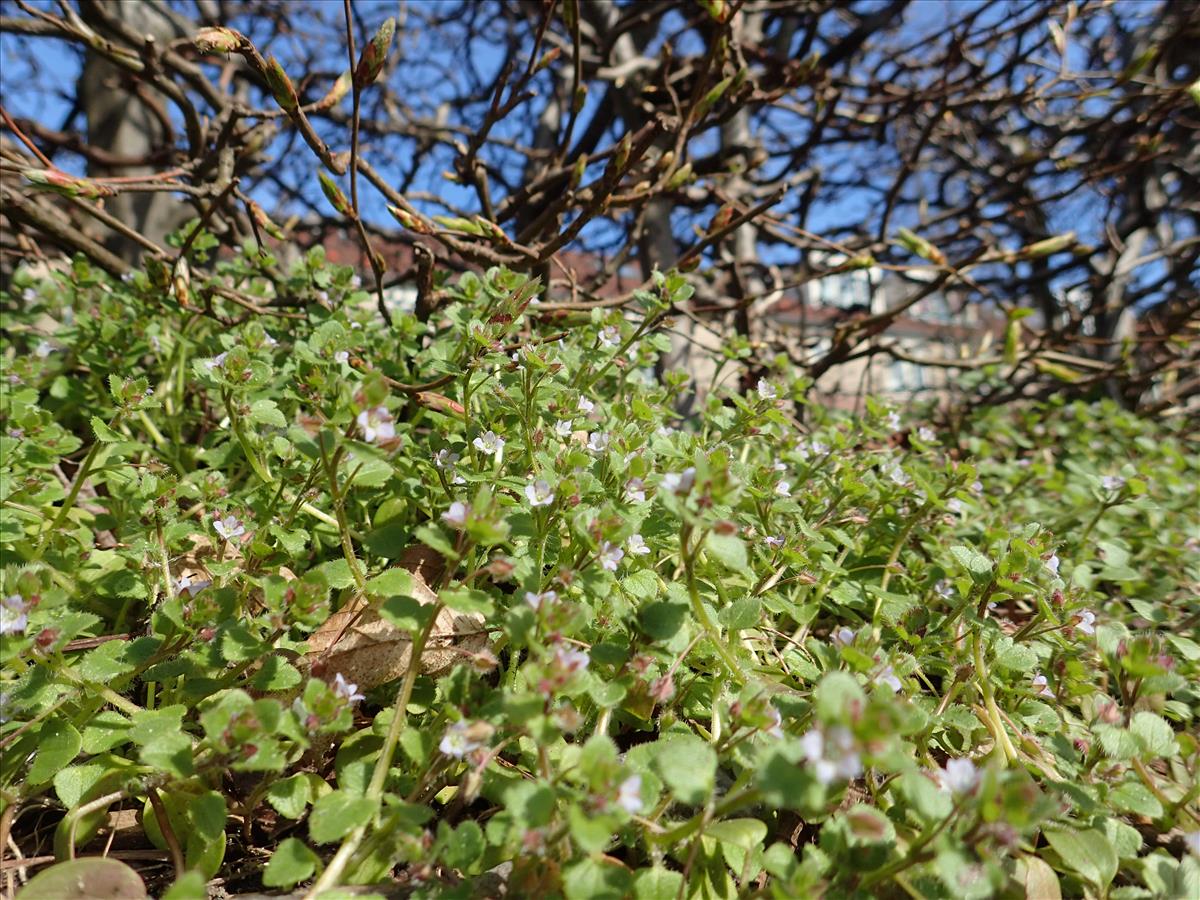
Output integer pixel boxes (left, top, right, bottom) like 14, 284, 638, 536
1, 245, 1197, 899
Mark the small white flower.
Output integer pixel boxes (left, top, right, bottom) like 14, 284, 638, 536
587, 431, 609, 453
174, 575, 211, 598
21, 287, 36, 301
554, 419, 573, 438
938, 758, 980, 796
34, 341, 54, 358
434, 449, 460, 469
946, 498, 963, 514
525, 479, 555, 507
1101, 475, 1126, 492
333, 672, 365, 704
473, 430, 505, 456
828, 728, 863, 780
202, 351, 228, 371
578, 397, 595, 414
775, 480, 791, 497
334, 350, 349, 364
795, 438, 829, 460
598, 541, 624, 571
831, 626, 856, 647
764, 535, 784, 549
439, 720, 484, 758
883, 461, 908, 486
764, 706, 785, 739
616, 774, 643, 814
0, 594, 30, 635
554, 645, 590, 675
757, 379, 777, 401
886, 411, 901, 431
263, 334, 278, 348
626, 534, 650, 555
971, 480, 983, 494
349, 275, 362, 289
662, 467, 696, 495
800, 726, 861, 784
917, 426, 936, 443
524, 589, 557, 611
625, 478, 646, 503
935, 580, 954, 600
656, 425, 675, 437
1031, 673, 1054, 699
316, 289, 330, 304
1044, 553, 1060, 577
1184, 831, 1200, 858
799, 728, 824, 762
213, 514, 246, 541
598, 325, 620, 348
875, 665, 902, 693
1072, 609, 1096, 635
357, 406, 396, 444
443, 501, 470, 529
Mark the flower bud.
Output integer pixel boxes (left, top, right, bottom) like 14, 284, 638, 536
354, 17, 395, 89
264, 56, 299, 113
193, 26, 245, 54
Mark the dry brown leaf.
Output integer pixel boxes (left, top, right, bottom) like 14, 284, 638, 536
306, 546, 488, 690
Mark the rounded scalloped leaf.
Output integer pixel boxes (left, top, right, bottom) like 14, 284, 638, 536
16, 858, 146, 899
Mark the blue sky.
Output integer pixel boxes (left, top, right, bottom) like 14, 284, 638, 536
1, 1, 1187, 309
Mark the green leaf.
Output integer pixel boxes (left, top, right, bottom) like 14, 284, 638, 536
563, 857, 633, 900
633, 866, 684, 900
1017, 856, 1061, 900
266, 773, 312, 820
28, 718, 82, 785
719, 596, 761, 631
640, 599, 688, 641
379, 595, 435, 631
897, 770, 953, 821
814, 670, 865, 724
706, 532, 747, 570
309, 790, 377, 844
992, 636, 1037, 672
17, 858, 146, 899
439, 585, 494, 615
315, 558, 356, 589
1043, 827, 1118, 890
842, 804, 895, 845
91, 416, 123, 443
653, 734, 717, 805
622, 569, 659, 600
567, 803, 617, 853
1109, 781, 1163, 819
441, 820, 485, 871
160, 870, 206, 900
950, 544, 992, 582
1129, 711, 1174, 758
707, 817, 767, 849
248, 398, 287, 427
263, 837, 319, 888
186, 791, 227, 878
366, 568, 414, 598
